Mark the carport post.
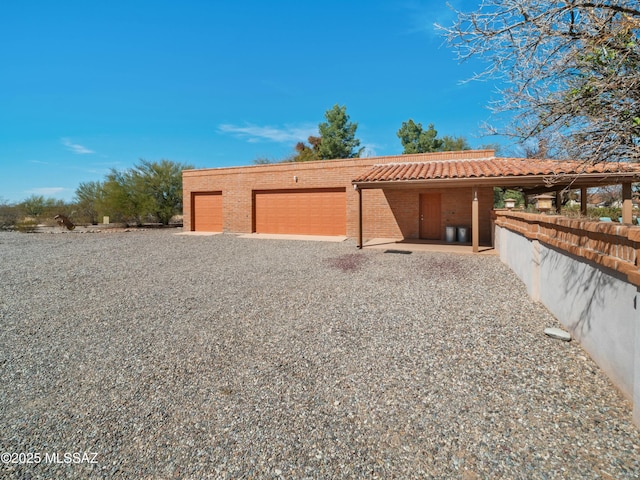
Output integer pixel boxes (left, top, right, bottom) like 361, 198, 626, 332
580, 187, 587, 216
472, 186, 479, 253
357, 185, 363, 249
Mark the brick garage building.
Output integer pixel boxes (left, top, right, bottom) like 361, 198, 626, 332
182, 149, 640, 251
182, 150, 496, 247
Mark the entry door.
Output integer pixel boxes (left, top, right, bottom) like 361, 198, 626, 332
420, 193, 441, 240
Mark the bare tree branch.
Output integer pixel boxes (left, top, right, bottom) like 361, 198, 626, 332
438, 0, 640, 164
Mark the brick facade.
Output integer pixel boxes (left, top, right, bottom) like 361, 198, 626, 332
183, 151, 495, 244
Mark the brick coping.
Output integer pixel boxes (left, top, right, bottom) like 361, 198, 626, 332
494, 210, 640, 286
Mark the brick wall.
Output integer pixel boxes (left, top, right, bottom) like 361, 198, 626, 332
183, 151, 496, 243
494, 210, 640, 286
368, 187, 493, 243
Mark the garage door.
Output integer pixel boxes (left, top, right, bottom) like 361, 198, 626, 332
254, 188, 346, 236
192, 192, 223, 232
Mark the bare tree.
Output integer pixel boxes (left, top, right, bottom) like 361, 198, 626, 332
439, 1, 640, 164
592, 184, 623, 206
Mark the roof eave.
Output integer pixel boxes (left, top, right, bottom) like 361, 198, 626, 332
352, 173, 640, 190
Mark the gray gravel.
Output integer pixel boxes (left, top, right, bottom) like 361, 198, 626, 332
1, 229, 638, 479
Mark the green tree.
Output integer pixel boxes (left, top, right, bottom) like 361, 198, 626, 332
252, 106, 362, 163
494, 188, 525, 209
98, 160, 192, 226
317, 105, 364, 159
440, 135, 471, 151
101, 169, 152, 226
20, 195, 47, 219
397, 120, 442, 153
397, 120, 471, 153
291, 135, 322, 162
133, 159, 193, 225
74, 181, 105, 224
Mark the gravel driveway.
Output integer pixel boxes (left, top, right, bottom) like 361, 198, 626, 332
1, 229, 638, 479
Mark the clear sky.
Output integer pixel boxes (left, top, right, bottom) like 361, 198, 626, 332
0, 0, 507, 204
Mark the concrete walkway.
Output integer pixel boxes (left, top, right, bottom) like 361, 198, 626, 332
363, 238, 497, 255
175, 231, 222, 236
237, 233, 348, 242
176, 232, 496, 253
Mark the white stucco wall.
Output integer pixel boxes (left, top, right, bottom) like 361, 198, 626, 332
496, 224, 640, 426
497, 225, 535, 297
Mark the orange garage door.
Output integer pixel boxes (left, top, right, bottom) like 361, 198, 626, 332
254, 188, 346, 235
192, 192, 223, 232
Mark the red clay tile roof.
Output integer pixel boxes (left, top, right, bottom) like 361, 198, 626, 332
353, 157, 640, 183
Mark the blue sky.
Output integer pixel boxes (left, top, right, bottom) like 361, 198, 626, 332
0, 0, 506, 204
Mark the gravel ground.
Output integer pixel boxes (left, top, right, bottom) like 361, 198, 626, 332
1, 229, 638, 479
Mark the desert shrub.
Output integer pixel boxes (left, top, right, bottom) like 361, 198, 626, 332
589, 207, 622, 221
0, 202, 19, 229
15, 219, 38, 233
561, 205, 625, 221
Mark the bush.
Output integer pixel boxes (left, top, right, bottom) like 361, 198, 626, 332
561, 205, 623, 221
15, 219, 38, 233
0, 203, 19, 230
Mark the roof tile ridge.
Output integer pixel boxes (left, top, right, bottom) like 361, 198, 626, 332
372, 156, 496, 167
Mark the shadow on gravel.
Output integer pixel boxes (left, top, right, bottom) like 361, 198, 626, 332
326, 253, 369, 272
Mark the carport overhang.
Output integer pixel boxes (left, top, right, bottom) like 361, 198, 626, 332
353, 170, 640, 253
